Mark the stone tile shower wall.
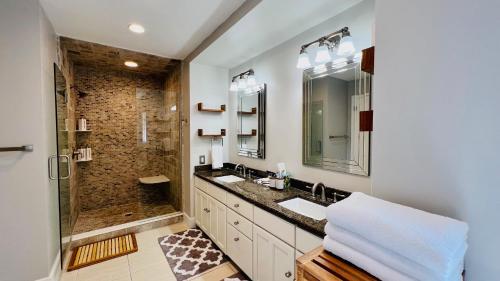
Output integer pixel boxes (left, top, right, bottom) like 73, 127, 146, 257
75, 66, 174, 211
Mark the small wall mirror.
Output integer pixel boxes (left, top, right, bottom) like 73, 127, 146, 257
237, 84, 266, 159
303, 57, 372, 176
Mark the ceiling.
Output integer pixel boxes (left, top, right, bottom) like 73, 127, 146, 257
40, 0, 245, 59
60, 37, 179, 77
194, 0, 361, 68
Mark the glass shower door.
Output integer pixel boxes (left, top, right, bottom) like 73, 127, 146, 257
53, 64, 72, 268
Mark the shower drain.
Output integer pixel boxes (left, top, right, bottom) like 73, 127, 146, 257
124, 212, 133, 217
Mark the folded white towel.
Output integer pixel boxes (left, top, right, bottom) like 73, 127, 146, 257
325, 223, 465, 281
323, 236, 415, 281
326, 192, 468, 273
211, 141, 223, 169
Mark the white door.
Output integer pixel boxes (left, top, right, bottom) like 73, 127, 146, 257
199, 191, 210, 233
253, 225, 295, 281
209, 197, 227, 251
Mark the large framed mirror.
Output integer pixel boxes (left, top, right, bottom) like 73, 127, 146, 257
303, 54, 372, 176
237, 84, 266, 159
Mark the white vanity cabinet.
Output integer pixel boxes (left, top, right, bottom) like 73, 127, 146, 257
194, 176, 323, 281
194, 183, 227, 251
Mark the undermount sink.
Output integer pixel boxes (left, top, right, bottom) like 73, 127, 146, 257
215, 175, 246, 183
278, 197, 327, 220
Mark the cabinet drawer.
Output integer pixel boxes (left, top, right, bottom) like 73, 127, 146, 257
206, 182, 226, 204
193, 176, 209, 193
227, 208, 252, 240
227, 224, 253, 278
226, 192, 254, 221
253, 207, 295, 246
295, 228, 323, 254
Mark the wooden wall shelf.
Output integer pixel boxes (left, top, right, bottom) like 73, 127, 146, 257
197, 102, 226, 112
198, 129, 226, 137
237, 107, 257, 115
238, 129, 257, 137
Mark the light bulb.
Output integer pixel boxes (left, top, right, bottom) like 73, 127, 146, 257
314, 43, 331, 64
337, 35, 355, 57
124, 61, 138, 68
128, 23, 145, 34
229, 81, 238, 92
296, 51, 311, 69
247, 74, 256, 86
238, 78, 247, 90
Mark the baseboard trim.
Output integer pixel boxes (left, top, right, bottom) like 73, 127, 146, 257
35, 252, 61, 281
183, 212, 196, 228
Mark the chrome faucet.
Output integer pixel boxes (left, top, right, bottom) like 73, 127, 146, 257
312, 182, 327, 202
235, 163, 247, 177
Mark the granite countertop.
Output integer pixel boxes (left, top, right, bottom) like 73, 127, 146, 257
194, 169, 334, 237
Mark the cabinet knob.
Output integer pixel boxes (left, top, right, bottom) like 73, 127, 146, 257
234, 203, 240, 208
234, 221, 239, 225
234, 237, 239, 242
206, 209, 210, 213
285, 271, 292, 278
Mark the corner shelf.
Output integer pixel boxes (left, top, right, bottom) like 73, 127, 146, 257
197, 102, 226, 113
76, 159, 92, 163
237, 107, 257, 115
238, 129, 257, 137
198, 129, 226, 137
76, 130, 92, 133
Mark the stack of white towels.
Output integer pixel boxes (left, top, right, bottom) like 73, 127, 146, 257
323, 192, 468, 281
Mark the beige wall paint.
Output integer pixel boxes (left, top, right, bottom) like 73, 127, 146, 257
0, 0, 60, 280
372, 0, 500, 279
228, 0, 374, 193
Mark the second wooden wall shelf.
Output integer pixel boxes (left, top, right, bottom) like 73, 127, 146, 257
237, 107, 257, 115
198, 129, 226, 137
198, 102, 225, 112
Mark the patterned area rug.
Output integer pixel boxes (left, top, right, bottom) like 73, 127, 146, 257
158, 228, 228, 281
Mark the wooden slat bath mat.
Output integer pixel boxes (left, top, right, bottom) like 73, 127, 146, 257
67, 233, 138, 271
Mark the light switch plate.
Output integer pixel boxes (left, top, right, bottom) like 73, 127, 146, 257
199, 155, 205, 164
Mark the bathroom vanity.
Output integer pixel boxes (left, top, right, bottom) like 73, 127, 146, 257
193, 167, 349, 280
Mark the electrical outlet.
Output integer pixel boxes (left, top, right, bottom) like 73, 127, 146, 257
199, 155, 205, 164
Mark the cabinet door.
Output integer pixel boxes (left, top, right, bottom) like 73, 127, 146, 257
200, 192, 210, 233
208, 197, 227, 252
194, 188, 202, 226
253, 225, 295, 281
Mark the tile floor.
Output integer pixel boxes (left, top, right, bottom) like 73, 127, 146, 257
73, 202, 177, 234
61, 220, 238, 281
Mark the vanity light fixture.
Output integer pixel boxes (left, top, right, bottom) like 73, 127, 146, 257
229, 69, 256, 92
128, 23, 145, 34
124, 61, 138, 68
314, 40, 331, 64
296, 49, 311, 69
296, 26, 355, 69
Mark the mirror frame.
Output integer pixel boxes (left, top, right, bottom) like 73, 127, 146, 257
302, 59, 372, 176
237, 84, 266, 159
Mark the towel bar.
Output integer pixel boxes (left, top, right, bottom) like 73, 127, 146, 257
0, 145, 33, 152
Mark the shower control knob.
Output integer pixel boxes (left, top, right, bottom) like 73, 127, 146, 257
234, 221, 239, 225
234, 237, 239, 242
285, 271, 292, 278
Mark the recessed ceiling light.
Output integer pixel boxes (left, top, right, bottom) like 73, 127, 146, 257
124, 61, 138, 68
128, 23, 145, 34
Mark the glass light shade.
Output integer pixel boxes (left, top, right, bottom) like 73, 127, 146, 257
229, 81, 238, 92
314, 44, 331, 64
313, 64, 327, 74
337, 35, 355, 57
246, 74, 256, 86
296, 52, 311, 69
238, 78, 247, 90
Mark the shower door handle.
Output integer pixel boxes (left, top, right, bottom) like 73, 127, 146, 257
59, 155, 71, 180
48, 155, 57, 180
48, 155, 71, 180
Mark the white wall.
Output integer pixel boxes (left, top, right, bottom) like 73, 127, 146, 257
372, 0, 500, 280
189, 62, 229, 215
228, 0, 374, 193
0, 0, 59, 280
